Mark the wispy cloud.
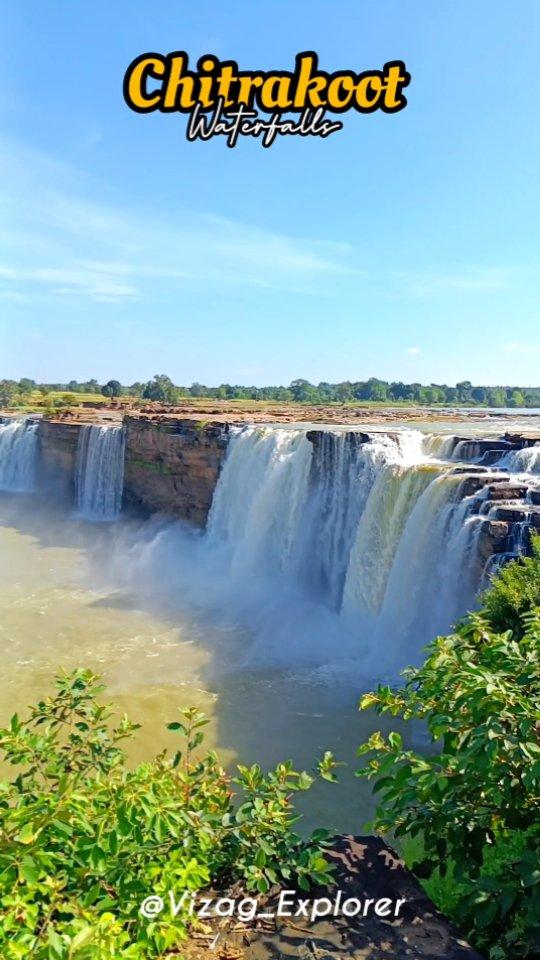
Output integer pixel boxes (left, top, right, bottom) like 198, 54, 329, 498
396, 268, 516, 298
406, 346, 421, 356
0, 139, 358, 305
501, 340, 539, 355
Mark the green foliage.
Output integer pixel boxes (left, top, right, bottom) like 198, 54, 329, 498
0, 671, 337, 959
357, 562, 540, 958
0, 379, 19, 408
481, 534, 540, 640
5, 375, 540, 407
101, 381, 123, 399
142, 375, 178, 404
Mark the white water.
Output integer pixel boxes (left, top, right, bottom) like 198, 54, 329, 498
0, 418, 39, 492
498, 443, 540, 475
206, 426, 495, 671
2, 419, 539, 680
74, 425, 125, 521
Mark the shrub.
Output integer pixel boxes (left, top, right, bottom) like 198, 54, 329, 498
356, 560, 540, 959
0, 671, 337, 959
481, 534, 540, 640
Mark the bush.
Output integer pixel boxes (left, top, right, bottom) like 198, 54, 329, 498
0, 671, 337, 959
357, 551, 540, 958
481, 534, 540, 640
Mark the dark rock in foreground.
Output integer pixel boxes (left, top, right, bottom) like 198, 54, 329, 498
186, 836, 483, 959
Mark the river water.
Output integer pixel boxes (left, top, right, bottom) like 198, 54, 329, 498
1, 416, 539, 831
0, 494, 391, 832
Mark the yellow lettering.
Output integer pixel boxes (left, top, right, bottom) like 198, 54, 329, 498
327, 75, 355, 110
260, 75, 292, 110
355, 75, 383, 110
236, 74, 263, 106
163, 55, 195, 109
382, 64, 408, 110
126, 56, 165, 110
216, 65, 238, 106
294, 54, 327, 108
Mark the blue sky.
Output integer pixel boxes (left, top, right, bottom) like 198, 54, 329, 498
1, 0, 539, 386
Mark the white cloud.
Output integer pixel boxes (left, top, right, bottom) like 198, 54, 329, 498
501, 341, 539, 355
0, 138, 358, 306
406, 346, 421, 356
396, 268, 516, 297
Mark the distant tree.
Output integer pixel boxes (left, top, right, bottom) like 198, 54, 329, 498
189, 382, 208, 398
363, 378, 389, 402
455, 380, 473, 403
334, 381, 354, 402
484, 388, 504, 407
289, 379, 319, 402
18, 378, 36, 394
508, 389, 526, 408
142, 374, 176, 403
0, 380, 18, 407
102, 380, 123, 399
128, 382, 144, 397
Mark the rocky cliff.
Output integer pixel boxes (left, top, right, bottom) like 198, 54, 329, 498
37, 420, 83, 498
123, 417, 231, 524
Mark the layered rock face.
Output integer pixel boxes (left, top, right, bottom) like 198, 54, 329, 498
123, 417, 231, 525
37, 420, 83, 498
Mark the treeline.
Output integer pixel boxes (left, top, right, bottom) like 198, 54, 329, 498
2, 374, 540, 407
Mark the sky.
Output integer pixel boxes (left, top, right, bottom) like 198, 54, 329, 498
0, 0, 539, 387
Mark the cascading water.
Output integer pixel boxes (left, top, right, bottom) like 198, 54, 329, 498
0, 418, 39, 492
207, 425, 490, 667
65, 419, 538, 679
208, 428, 432, 611
208, 426, 313, 577
498, 443, 540, 475
74, 424, 125, 521
365, 474, 484, 669
422, 433, 460, 459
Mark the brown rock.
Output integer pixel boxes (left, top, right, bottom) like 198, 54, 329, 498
486, 484, 529, 501
37, 419, 83, 498
123, 417, 231, 525
493, 507, 532, 523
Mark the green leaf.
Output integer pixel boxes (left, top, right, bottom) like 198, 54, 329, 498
17, 822, 37, 845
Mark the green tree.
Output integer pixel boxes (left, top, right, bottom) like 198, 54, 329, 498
455, 380, 473, 403
101, 380, 123, 398
18, 378, 36, 394
481, 536, 540, 638
142, 374, 177, 403
0, 379, 18, 407
357, 543, 540, 959
508, 389, 526, 408
0, 671, 337, 959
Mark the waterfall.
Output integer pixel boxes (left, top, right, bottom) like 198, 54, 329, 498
208, 428, 430, 608
74, 425, 125, 521
207, 424, 523, 669
452, 439, 481, 462
422, 433, 459, 459
497, 443, 540, 475
0, 418, 39, 492
367, 475, 484, 667
300, 431, 400, 606
342, 461, 444, 615
208, 426, 479, 632
208, 427, 313, 576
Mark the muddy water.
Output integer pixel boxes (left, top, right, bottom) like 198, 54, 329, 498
0, 494, 397, 834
